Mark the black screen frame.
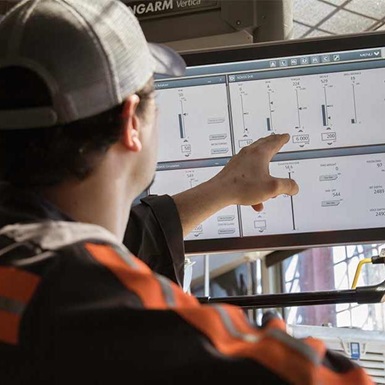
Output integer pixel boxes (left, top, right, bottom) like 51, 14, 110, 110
163, 31, 385, 255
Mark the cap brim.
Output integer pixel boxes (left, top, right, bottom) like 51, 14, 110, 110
149, 43, 186, 77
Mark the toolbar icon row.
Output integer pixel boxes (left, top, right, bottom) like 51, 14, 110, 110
269, 53, 341, 68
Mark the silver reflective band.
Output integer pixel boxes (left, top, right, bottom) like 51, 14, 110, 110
0, 107, 58, 129
0, 296, 25, 315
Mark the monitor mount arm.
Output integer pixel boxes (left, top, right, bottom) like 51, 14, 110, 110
198, 279, 385, 309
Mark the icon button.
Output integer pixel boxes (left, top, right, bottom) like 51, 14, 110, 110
333, 54, 340, 61
279, 59, 288, 66
322, 55, 331, 63
290, 58, 298, 65
311, 56, 320, 64
270, 60, 277, 68
300, 57, 309, 65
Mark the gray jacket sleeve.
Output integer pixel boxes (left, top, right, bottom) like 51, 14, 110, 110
123, 194, 185, 286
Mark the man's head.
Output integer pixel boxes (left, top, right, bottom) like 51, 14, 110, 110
0, 0, 185, 188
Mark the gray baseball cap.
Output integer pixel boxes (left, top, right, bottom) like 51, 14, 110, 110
0, 0, 186, 129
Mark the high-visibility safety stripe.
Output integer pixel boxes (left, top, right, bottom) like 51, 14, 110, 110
86, 243, 374, 385
86, 243, 198, 309
0, 267, 40, 345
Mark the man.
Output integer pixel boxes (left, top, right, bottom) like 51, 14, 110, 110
0, 0, 374, 384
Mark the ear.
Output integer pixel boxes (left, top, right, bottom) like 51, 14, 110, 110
121, 94, 142, 152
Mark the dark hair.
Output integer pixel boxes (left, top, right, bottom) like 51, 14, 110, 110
0, 66, 154, 188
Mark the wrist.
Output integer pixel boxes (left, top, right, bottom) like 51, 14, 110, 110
202, 173, 233, 211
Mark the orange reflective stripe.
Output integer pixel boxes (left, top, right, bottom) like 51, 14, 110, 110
248, 338, 318, 385
0, 266, 40, 302
171, 282, 201, 308
263, 316, 287, 332
179, 304, 259, 345
304, 336, 327, 358
86, 243, 199, 309
178, 303, 273, 349
0, 267, 40, 345
86, 243, 169, 308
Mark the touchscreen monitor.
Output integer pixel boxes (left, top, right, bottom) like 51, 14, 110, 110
146, 31, 385, 254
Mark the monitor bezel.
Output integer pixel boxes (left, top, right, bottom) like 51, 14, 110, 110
171, 31, 385, 254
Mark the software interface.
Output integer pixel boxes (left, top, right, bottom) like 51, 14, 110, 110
149, 46, 385, 242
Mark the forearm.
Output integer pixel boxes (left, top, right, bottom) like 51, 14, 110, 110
172, 177, 229, 237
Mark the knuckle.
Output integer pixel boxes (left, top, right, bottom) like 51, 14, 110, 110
239, 145, 250, 156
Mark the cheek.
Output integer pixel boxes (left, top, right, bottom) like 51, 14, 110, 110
151, 110, 159, 154
141, 103, 159, 163
146, 112, 159, 168
154, 111, 159, 144
153, 126, 159, 168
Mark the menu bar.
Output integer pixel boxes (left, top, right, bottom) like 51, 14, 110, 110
155, 48, 385, 79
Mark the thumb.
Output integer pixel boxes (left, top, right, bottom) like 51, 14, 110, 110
273, 176, 299, 197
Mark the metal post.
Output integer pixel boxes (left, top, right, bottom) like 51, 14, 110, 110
254, 0, 294, 42
204, 254, 210, 297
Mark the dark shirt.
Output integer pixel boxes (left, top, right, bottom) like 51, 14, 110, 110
124, 194, 185, 286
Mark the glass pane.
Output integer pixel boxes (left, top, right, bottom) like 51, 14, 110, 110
282, 244, 385, 331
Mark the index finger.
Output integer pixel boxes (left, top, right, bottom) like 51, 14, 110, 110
273, 176, 299, 197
